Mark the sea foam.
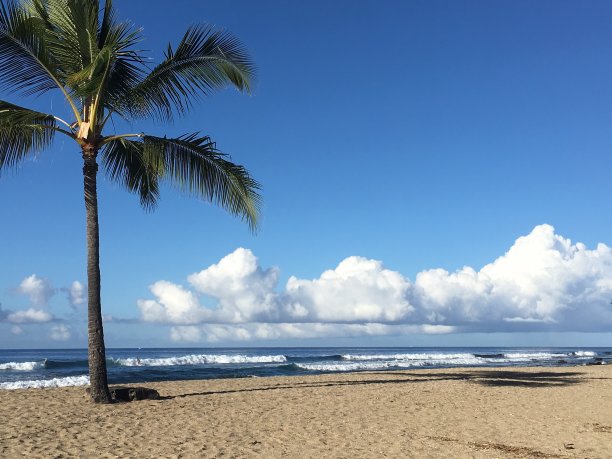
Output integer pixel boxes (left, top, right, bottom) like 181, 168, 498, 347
296, 361, 402, 372
0, 375, 89, 390
341, 353, 476, 361
503, 352, 566, 360
113, 354, 287, 367
298, 355, 484, 372
571, 351, 597, 358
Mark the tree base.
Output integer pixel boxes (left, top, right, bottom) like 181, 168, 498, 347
86, 386, 160, 402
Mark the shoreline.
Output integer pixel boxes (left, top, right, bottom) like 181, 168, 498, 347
1, 365, 611, 458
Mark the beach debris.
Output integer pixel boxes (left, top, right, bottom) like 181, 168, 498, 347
591, 423, 612, 433
86, 386, 160, 402
563, 443, 575, 449
112, 386, 160, 402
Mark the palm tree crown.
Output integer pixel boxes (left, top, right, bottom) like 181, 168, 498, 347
0, 0, 260, 224
0, 0, 261, 403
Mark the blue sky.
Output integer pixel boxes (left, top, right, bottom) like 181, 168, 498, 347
1, 0, 612, 348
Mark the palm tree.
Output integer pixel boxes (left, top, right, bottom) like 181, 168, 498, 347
0, 0, 260, 403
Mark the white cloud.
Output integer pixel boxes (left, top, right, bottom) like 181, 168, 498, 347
138, 225, 612, 341
137, 281, 207, 324
286, 256, 414, 322
50, 324, 71, 341
64, 281, 85, 307
11, 325, 24, 335
188, 247, 282, 322
17, 275, 55, 307
411, 224, 612, 331
140, 249, 415, 325
169, 323, 456, 343
7, 308, 53, 324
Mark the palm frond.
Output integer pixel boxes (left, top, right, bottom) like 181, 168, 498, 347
101, 133, 261, 229
21, 0, 143, 112
0, 100, 56, 170
34, 0, 100, 79
97, 0, 112, 49
24, 0, 51, 24
101, 56, 143, 115
100, 137, 159, 209
128, 25, 255, 120
99, 9, 143, 55
0, 0, 62, 95
141, 134, 261, 229
94, 9, 145, 117
67, 0, 99, 67
65, 44, 111, 95
0, 99, 56, 124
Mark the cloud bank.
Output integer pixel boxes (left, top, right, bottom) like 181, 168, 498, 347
138, 225, 612, 342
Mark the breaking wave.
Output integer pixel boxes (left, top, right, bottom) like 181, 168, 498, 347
0, 348, 606, 389
297, 356, 485, 372
570, 351, 597, 358
0, 375, 89, 390
502, 352, 566, 360
341, 353, 476, 361
296, 362, 402, 372
0, 361, 45, 371
338, 350, 600, 367
112, 354, 287, 367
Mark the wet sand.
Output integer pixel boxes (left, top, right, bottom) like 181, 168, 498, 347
1, 365, 611, 458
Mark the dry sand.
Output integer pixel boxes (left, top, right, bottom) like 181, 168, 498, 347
1, 365, 611, 458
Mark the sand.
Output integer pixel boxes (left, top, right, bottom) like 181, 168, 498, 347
0, 365, 611, 458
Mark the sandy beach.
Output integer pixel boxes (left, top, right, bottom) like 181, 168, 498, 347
1, 365, 610, 458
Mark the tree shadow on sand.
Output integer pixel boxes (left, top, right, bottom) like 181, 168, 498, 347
387, 370, 587, 388
158, 368, 595, 400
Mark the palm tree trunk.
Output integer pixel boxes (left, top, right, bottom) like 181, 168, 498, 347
82, 146, 112, 404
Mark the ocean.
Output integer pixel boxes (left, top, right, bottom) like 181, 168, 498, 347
1, 347, 610, 390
